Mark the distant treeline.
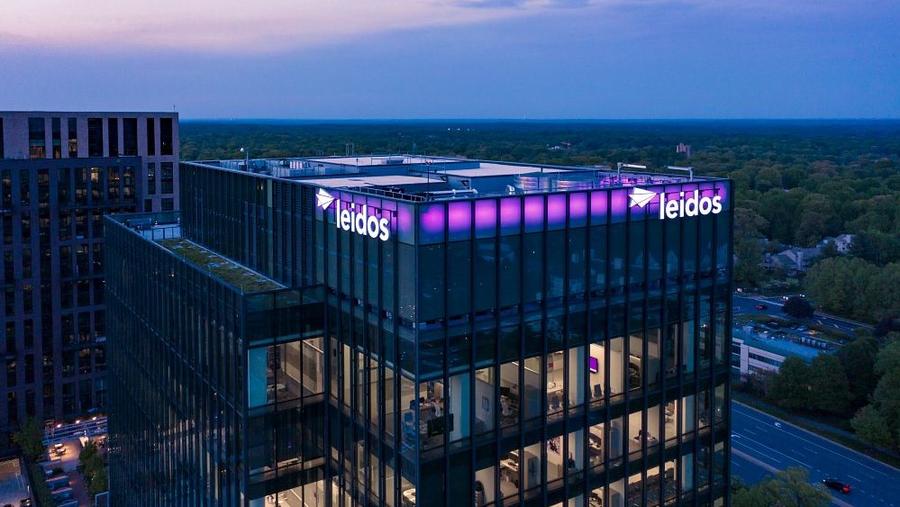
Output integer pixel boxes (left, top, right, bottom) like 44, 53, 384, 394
181, 119, 900, 321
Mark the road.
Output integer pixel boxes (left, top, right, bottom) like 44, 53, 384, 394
733, 294, 869, 335
731, 402, 900, 506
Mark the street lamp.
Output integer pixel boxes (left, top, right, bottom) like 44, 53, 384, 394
666, 165, 694, 181
239, 147, 249, 169
616, 162, 648, 183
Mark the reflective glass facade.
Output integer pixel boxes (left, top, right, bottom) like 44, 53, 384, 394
107, 157, 732, 507
0, 156, 140, 443
0, 111, 179, 444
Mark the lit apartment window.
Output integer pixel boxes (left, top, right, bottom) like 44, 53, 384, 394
28, 118, 45, 159
51, 118, 62, 159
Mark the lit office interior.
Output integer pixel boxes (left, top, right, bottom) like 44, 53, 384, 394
315, 186, 731, 507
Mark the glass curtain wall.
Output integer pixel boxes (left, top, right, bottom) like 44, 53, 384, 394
316, 182, 731, 506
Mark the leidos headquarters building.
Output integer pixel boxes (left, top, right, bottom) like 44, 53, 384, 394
106, 156, 733, 507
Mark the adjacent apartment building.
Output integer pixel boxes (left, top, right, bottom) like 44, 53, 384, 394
106, 155, 732, 506
0, 111, 178, 444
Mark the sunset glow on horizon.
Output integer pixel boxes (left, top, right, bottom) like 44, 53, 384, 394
1, 0, 897, 118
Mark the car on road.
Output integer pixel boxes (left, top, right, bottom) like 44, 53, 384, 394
822, 478, 851, 494
754, 303, 768, 310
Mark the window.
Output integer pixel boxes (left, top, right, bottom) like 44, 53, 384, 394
146, 162, 156, 194
108, 118, 119, 156
161, 198, 174, 211
0, 117, 4, 158
67, 118, 78, 157
87, 118, 103, 157
122, 166, 135, 198
19, 170, 30, 207
48, 117, 61, 159
28, 118, 45, 158
122, 118, 137, 156
160, 117, 173, 155
146, 117, 155, 156
108, 166, 120, 200
160, 162, 173, 194
472, 367, 495, 434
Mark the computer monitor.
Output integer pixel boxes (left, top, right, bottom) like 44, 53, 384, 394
589, 356, 599, 373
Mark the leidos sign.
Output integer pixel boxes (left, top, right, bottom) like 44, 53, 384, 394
629, 187, 723, 220
317, 188, 391, 241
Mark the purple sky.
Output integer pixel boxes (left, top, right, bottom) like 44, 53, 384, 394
1, 0, 898, 118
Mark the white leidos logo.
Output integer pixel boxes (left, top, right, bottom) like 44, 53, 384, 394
629, 187, 723, 219
629, 187, 657, 208
316, 188, 336, 209
317, 188, 390, 241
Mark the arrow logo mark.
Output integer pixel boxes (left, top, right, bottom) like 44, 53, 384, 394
629, 187, 657, 208
316, 188, 336, 210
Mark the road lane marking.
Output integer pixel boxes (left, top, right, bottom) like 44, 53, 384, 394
734, 403, 896, 477
733, 437, 810, 468
732, 440, 782, 464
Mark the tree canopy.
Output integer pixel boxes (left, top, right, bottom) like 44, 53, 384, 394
782, 297, 814, 319
12, 418, 44, 462
732, 467, 831, 507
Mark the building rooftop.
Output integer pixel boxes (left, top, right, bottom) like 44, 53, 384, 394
734, 327, 827, 362
436, 163, 571, 178
0, 457, 29, 507
303, 175, 440, 188
108, 212, 283, 294
190, 155, 722, 202
158, 238, 283, 293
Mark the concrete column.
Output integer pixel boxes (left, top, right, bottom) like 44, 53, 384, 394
568, 346, 584, 406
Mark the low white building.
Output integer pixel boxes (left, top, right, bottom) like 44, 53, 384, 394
731, 326, 826, 378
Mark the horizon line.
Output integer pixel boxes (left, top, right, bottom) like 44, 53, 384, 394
179, 117, 900, 122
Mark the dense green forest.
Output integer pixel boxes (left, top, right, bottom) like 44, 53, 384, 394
181, 120, 900, 322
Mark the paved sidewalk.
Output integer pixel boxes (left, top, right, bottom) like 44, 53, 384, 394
53, 438, 91, 506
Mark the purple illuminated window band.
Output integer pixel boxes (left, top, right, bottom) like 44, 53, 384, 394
319, 181, 730, 245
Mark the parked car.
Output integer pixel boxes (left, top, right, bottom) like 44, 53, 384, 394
823, 478, 851, 494
754, 303, 768, 310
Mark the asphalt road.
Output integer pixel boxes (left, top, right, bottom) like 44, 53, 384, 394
731, 402, 900, 506
733, 294, 869, 335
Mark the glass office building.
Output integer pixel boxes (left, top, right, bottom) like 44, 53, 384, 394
107, 156, 732, 506
0, 111, 178, 445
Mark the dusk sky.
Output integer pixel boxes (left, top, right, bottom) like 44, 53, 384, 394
2, 0, 898, 119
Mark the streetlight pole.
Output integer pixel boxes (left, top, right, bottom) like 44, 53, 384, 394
240, 147, 249, 169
